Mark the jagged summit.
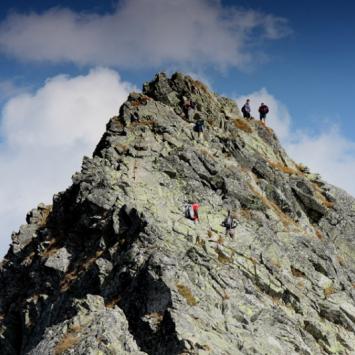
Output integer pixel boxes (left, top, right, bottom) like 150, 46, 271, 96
1, 73, 354, 354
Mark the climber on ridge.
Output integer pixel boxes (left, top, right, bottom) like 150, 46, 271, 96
182, 97, 196, 120
222, 210, 237, 238
241, 99, 251, 119
185, 203, 200, 224
258, 103, 269, 124
193, 116, 205, 142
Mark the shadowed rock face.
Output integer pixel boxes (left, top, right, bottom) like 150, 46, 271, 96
0, 72, 354, 355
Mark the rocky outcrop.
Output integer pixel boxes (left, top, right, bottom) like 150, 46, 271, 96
0, 72, 354, 354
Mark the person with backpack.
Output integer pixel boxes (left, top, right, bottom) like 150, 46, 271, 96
222, 210, 237, 238
185, 203, 200, 223
258, 103, 269, 123
241, 99, 251, 119
193, 118, 205, 142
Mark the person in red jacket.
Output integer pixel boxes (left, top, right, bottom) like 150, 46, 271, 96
185, 203, 200, 223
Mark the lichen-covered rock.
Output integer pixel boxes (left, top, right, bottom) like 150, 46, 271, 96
0, 73, 354, 355
44, 247, 71, 273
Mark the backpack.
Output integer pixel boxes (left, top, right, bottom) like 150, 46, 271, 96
241, 105, 246, 114
193, 120, 204, 132
223, 215, 237, 229
224, 215, 233, 229
260, 105, 269, 114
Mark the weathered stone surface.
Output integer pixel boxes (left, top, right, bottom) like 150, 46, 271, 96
0, 72, 354, 354
44, 247, 71, 273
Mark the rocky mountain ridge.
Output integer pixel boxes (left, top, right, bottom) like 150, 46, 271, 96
0, 72, 354, 355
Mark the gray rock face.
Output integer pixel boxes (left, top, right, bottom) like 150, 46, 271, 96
0, 72, 354, 354
44, 247, 71, 273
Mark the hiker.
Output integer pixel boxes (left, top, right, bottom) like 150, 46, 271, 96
222, 210, 237, 238
258, 103, 269, 123
183, 97, 196, 120
185, 203, 200, 224
193, 118, 205, 142
241, 99, 251, 119
131, 112, 140, 123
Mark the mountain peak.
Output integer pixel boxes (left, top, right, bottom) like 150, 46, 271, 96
1, 73, 354, 355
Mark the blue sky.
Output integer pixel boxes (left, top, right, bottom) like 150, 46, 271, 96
0, 0, 354, 255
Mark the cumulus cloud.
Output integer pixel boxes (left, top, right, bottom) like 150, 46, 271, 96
0, 68, 134, 256
0, 0, 291, 69
286, 129, 355, 196
236, 90, 355, 197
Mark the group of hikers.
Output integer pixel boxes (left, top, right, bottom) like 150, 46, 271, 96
241, 99, 269, 123
185, 204, 237, 238
131, 96, 270, 140
184, 97, 270, 140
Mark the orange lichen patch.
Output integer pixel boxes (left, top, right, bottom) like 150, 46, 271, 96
191, 78, 210, 96
267, 160, 299, 175
315, 229, 324, 241
222, 290, 230, 300
216, 248, 232, 264
234, 118, 253, 133
322, 200, 335, 209
54, 325, 81, 355
291, 266, 305, 278
310, 182, 335, 209
176, 284, 198, 306
60, 271, 78, 293
42, 244, 61, 258
114, 143, 129, 154
38, 206, 52, 227
130, 94, 151, 107
195, 235, 205, 248
131, 119, 157, 127
105, 295, 122, 309
265, 126, 274, 134
240, 208, 253, 220
323, 286, 336, 298
60, 250, 105, 292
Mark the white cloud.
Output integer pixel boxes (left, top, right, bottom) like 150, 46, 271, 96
286, 129, 355, 196
0, 0, 291, 69
236, 90, 355, 197
0, 67, 134, 256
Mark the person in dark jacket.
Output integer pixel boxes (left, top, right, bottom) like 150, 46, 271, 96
222, 210, 237, 238
194, 119, 205, 142
241, 99, 251, 119
258, 103, 269, 123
